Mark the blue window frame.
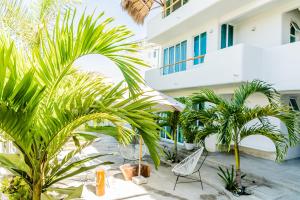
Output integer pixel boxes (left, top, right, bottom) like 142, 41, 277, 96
175, 44, 181, 72
163, 48, 169, 75
193, 36, 199, 65
221, 24, 234, 49
163, 41, 187, 75
193, 32, 207, 65
160, 126, 183, 144
169, 46, 175, 74
181, 41, 187, 71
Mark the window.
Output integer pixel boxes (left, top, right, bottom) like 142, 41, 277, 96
221, 24, 234, 49
163, 41, 187, 75
159, 113, 183, 144
163, 49, 168, 75
169, 46, 175, 74
165, 0, 189, 17
289, 98, 299, 111
290, 25, 296, 43
290, 22, 300, 43
193, 32, 207, 65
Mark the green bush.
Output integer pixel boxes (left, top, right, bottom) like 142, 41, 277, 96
1, 176, 32, 200
162, 146, 176, 163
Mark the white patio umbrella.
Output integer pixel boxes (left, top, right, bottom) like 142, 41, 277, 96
141, 87, 185, 112
132, 87, 185, 185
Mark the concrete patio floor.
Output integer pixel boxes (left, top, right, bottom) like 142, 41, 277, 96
72, 164, 230, 200
62, 134, 300, 200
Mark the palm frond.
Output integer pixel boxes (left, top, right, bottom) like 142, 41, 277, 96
192, 88, 228, 106
35, 10, 145, 100
233, 80, 279, 106
239, 105, 299, 147
239, 122, 289, 161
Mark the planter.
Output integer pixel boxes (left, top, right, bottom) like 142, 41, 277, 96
184, 142, 195, 150
120, 164, 151, 181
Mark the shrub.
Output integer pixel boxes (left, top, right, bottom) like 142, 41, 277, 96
217, 166, 238, 193
1, 176, 32, 200
162, 146, 176, 163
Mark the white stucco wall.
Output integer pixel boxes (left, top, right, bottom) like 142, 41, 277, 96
235, 11, 282, 48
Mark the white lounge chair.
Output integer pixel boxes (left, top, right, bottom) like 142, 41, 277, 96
172, 147, 207, 190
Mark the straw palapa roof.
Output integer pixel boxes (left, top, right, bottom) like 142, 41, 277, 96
121, 0, 155, 24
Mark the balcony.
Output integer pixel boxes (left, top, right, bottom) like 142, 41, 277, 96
147, 0, 278, 43
145, 42, 300, 92
145, 44, 262, 91
147, 0, 221, 43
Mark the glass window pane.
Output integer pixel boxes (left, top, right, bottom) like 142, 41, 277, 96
289, 98, 299, 111
194, 36, 200, 65
163, 48, 169, 75
178, 127, 184, 143
160, 129, 165, 138
291, 25, 296, 35
181, 41, 187, 71
221, 24, 227, 49
200, 32, 207, 63
173, 0, 181, 11
291, 36, 296, 43
175, 44, 180, 72
165, 0, 171, 16
228, 25, 234, 47
169, 46, 175, 74
166, 126, 171, 139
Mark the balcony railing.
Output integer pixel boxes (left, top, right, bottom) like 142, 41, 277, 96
161, 55, 205, 75
163, 0, 189, 18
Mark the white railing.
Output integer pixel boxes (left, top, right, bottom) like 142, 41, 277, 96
160, 55, 205, 75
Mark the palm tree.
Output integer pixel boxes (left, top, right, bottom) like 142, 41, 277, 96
159, 110, 180, 159
158, 97, 188, 159
0, 9, 161, 200
192, 80, 299, 188
0, 0, 79, 49
179, 97, 199, 144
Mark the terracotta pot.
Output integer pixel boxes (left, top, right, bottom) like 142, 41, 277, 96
120, 164, 151, 181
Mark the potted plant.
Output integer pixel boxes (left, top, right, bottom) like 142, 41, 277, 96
183, 126, 197, 150
179, 100, 199, 150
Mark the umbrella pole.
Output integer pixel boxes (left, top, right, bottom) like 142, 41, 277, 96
132, 134, 147, 185
138, 134, 142, 177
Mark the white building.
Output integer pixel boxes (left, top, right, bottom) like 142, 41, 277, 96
144, 0, 300, 160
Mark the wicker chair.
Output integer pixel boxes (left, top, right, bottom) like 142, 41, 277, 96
172, 147, 207, 190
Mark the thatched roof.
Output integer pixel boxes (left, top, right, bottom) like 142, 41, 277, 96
121, 0, 155, 24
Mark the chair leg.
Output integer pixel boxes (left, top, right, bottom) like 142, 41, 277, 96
173, 176, 179, 191
198, 170, 203, 190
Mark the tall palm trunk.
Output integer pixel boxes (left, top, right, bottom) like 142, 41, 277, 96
234, 142, 241, 188
32, 178, 42, 200
173, 127, 178, 159
32, 168, 43, 200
